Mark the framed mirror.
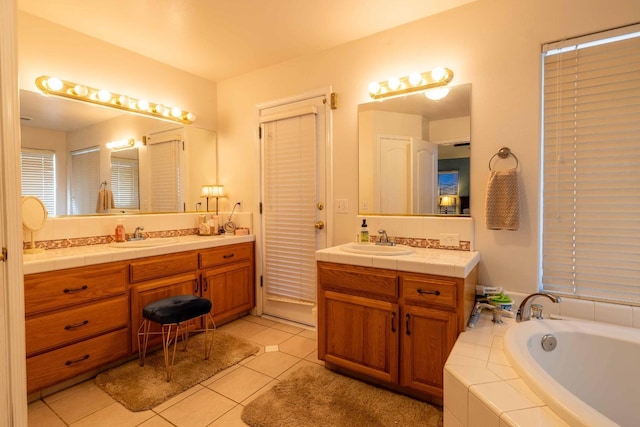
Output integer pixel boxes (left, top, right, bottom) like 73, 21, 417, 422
22, 195, 48, 253
358, 83, 471, 216
19, 89, 217, 217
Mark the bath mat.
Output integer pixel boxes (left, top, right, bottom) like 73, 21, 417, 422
95, 331, 259, 411
241, 365, 443, 427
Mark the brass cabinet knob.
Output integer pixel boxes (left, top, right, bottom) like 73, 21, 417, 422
314, 221, 325, 230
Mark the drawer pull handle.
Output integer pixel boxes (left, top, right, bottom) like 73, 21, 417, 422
417, 288, 440, 296
64, 320, 89, 330
391, 312, 396, 333
405, 313, 411, 336
193, 278, 200, 293
63, 285, 88, 294
223, 253, 235, 259
203, 277, 209, 292
65, 354, 90, 366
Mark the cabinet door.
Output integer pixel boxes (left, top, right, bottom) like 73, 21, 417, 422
130, 272, 199, 352
322, 291, 399, 383
201, 260, 254, 324
401, 304, 457, 398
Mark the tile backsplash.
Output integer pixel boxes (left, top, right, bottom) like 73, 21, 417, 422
25, 212, 253, 250
356, 215, 475, 251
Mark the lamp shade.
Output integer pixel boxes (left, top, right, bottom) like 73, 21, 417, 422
201, 185, 215, 198
211, 185, 225, 197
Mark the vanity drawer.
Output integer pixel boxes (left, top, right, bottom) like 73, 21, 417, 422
25, 296, 129, 356
26, 328, 129, 394
129, 251, 198, 283
24, 262, 128, 316
318, 262, 398, 300
199, 243, 253, 269
401, 273, 458, 309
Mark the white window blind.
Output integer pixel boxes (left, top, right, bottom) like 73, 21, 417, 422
110, 155, 139, 210
21, 148, 56, 214
541, 25, 640, 303
70, 147, 100, 215
148, 139, 181, 212
262, 112, 318, 303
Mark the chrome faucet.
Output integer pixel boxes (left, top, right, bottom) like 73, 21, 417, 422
376, 229, 395, 246
516, 292, 561, 322
130, 226, 145, 241
467, 302, 514, 327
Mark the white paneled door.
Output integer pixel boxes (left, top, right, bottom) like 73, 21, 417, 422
259, 93, 329, 326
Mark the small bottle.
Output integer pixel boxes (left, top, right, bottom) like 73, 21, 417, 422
115, 219, 126, 242
360, 219, 369, 243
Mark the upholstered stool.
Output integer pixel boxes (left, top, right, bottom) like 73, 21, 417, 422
137, 295, 216, 381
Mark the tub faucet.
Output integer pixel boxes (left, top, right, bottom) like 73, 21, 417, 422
376, 229, 395, 246
467, 302, 514, 327
516, 292, 561, 322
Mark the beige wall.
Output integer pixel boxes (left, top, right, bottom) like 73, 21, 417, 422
216, 0, 640, 293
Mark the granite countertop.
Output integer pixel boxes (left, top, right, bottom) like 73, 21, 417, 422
23, 234, 256, 275
315, 243, 480, 278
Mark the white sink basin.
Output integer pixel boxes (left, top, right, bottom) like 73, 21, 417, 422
110, 237, 180, 248
340, 243, 414, 256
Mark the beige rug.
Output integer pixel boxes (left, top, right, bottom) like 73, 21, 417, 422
242, 365, 443, 427
95, 331, 259, 412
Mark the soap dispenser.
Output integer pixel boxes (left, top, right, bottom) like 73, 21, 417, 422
360, 219, 369, 243
114, 218, 126, 242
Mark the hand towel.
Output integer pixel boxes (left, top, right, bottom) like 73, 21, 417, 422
96, 189, 115, 213
485, 168, 519, 230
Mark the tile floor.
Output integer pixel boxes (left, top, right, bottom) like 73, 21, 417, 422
28, 315, 321, 427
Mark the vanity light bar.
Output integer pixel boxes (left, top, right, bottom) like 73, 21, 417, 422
35, 75, 196, 125
368, 67, 454, 100
106, 138, 144, 151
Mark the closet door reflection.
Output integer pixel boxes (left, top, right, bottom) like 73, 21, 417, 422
69, 147, 100, 215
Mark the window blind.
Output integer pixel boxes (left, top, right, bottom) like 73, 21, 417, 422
262, 112, 318, 303
70, 147, 100, 215
148, 139, 181, 212
110, 155, 139, 210
542, 26, 640, 303
21, 148, 56, 214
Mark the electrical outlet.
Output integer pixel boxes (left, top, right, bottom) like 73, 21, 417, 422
440, 233, 460, 247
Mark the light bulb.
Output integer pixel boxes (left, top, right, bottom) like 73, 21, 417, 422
368, 81, 381, 95
431, 67, 448, 82
118, 95, 130, 106
387, 77, 401, 91
154, 104, 165, 114
73, 84, 88, 97
170, 107, 182, 118
408, 72, 423, 86
97, 89, 111, 102
137, 99, 149, 110
425, 87, 450, 101
47, 77, 63, 91
186, 112, 196, 122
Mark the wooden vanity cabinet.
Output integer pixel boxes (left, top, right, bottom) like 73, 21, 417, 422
317, 261, 477, 400
199, 242, 255, 325
24, 262, 130, 394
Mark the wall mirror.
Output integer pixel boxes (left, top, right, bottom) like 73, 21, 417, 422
22, 195, 48, 253
19, 89, 217, 217
358, 83, 471, 216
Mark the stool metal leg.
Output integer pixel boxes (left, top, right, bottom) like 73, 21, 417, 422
161, 323, 181, 382
138, 319, 152, 366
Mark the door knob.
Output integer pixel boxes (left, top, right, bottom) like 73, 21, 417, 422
314, 221, 325, 230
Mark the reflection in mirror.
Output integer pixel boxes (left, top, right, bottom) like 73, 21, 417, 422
19, 89, 217, 216
22, 195, 48, 253
358, 83, 471, 216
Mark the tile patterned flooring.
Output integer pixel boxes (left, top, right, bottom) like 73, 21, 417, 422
28, 315, 321, 427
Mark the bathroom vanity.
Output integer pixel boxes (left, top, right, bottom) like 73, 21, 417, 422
316, 244, 479, 401
23, 236, 254, 394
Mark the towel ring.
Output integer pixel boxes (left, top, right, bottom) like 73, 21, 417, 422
489, 147, 519, 170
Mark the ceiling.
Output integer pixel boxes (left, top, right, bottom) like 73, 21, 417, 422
17, 0, 475, 82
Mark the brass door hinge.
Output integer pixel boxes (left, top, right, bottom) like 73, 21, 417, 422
330, 93, 338, 110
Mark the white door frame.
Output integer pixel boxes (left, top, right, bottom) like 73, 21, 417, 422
254, 87, 334, 322
1, 0, 29, 424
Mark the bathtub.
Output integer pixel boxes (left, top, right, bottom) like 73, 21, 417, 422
504, 319, 640, 427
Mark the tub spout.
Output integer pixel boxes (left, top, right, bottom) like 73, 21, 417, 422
516, 292, 561, 322
468, 302, 514, 327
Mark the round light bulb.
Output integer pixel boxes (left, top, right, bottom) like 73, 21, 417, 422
186, 112, 196, 122
97, 89, 111, 102
118, 95, 130, 106
137, 99, 149, 110
431, 67, 448, 81
170, 107, 182, 118
47, 77, 63, 91
408, 72, 422, 86
73, 84, 88, 97
424, 87, 450, 101
154, 104, 165, 114
368, 81, 381, 95
388, 77, 401, 91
